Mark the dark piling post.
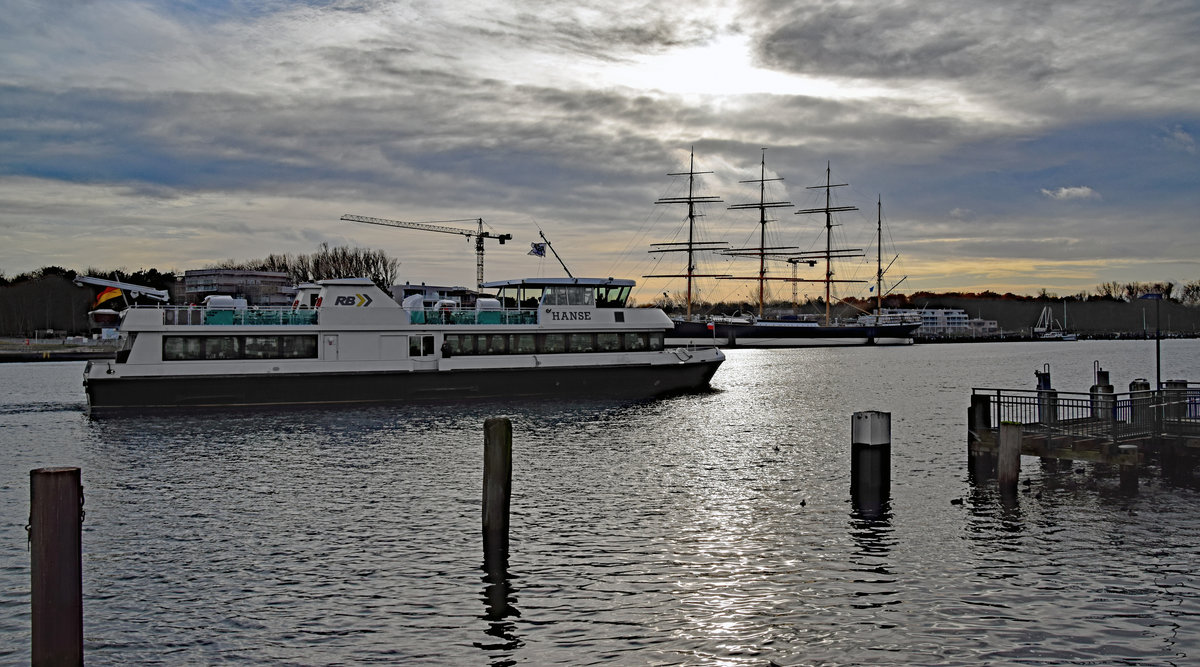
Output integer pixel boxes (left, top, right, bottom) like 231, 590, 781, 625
968, 393, 995, 481
30, 467, 84, 667
998, 423, 1021, 497
851, 411, 891, 519
483, 418, 512, 578
1118, 444, 1139, 494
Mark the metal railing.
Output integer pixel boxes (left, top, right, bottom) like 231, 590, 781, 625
971, 385, 1200, 444
160, 307, 319, 326
155, 305, 542, 327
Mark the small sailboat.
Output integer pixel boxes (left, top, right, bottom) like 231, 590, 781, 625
1033, 303, 1077, 340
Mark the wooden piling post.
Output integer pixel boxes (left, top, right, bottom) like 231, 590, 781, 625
30, 467, 84, 667
851, 411, 891, 519
483, 418, 512, 577
998, 423, 1021, 495
1118, 444, 1138, 494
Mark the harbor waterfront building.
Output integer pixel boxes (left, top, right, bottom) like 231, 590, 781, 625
182, 269, 294, 307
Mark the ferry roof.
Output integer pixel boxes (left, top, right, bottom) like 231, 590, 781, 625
482, 277, 635, 288
317, 277, 376, 286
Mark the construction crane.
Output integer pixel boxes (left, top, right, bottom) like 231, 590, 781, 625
341, 214, 512, 289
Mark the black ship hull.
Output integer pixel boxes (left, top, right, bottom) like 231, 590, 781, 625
84, 359, 723, 415
667, 319, 919, 347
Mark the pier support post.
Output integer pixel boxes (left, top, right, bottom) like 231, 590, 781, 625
998, 423, 1021, 497
30, 467, 84, 667
851, 411, 891, 519
483, 418, 512, 578
1118, 444, 1139, 494
968, 394, 995, 481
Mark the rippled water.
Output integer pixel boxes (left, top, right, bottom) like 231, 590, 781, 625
2, 340, 1200, 665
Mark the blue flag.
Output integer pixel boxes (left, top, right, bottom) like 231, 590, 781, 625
528, 243, 546, 257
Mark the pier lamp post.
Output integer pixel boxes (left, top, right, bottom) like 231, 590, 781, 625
1139, 293, 1162, 388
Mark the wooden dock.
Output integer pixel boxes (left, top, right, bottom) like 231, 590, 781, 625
967, 380, 1200, 485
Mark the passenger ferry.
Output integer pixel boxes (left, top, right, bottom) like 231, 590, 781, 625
82, 276, 725, 414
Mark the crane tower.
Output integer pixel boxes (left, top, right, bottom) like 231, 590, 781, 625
341, 214, 512, 289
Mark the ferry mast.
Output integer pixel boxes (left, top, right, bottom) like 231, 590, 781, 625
645, 148, 729, 318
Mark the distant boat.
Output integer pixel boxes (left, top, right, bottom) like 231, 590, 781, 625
648, 150, 920, 347
1033, 304, 1077, 341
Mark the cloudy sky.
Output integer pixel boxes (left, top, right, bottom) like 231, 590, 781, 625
2, 0, 1198, 304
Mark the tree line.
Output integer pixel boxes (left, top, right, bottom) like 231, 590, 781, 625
209, 243, 399, 289
0, 244, 400, 292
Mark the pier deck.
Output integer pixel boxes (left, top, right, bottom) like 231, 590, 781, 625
967, 383, 1200, 471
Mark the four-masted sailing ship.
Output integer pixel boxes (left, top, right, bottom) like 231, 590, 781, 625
648, 149, 921, 347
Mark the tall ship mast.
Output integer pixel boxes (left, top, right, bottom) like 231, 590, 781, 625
644, 148, 729, 319
657, 154, 920, 348
719, 149, 797, 317
792, 163, 866, 326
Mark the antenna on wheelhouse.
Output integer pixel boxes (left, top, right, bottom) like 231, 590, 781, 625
644, 147, 730, 319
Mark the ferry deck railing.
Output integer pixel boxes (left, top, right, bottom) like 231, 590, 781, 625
153, 305, 541, 327
971, 383, 1200, 444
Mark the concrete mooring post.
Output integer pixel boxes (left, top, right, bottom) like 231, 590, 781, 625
1090, 364, 1114, 420
998, 423, 1021, 497
483, 418, 512, 578
1035, 364, 1058, 425
851, 411, 891, 519
29, 467, 84, 667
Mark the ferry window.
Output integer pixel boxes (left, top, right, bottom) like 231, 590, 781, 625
163, 336, 202, 361
623, 333, 647, 351
410, 335, 435, 357
568, 333, 594, 353
485, 334, 507, 354
541, 333, 565, 353
597, 333, 621, 351
648, 332, 664, 351
543, 286, 567, 305
446, 334, 475, 355
511, 334, 536, 354
281, 336, 318, 359
596, 286, 629, 308
204, 336, 240, 360
519, 287, 543, 309
568, 286, 594, 306
244, 336, 279, 359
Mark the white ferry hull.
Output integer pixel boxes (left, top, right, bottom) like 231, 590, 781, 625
82, 276, 725, 415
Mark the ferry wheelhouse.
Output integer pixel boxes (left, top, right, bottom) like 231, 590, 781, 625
83, 277, 724, 414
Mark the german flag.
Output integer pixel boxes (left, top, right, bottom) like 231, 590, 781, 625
94, 287, 122, 308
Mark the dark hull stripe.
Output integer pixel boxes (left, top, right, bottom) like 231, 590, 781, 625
85, 361, 722, 414
672, 321, 919, 343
